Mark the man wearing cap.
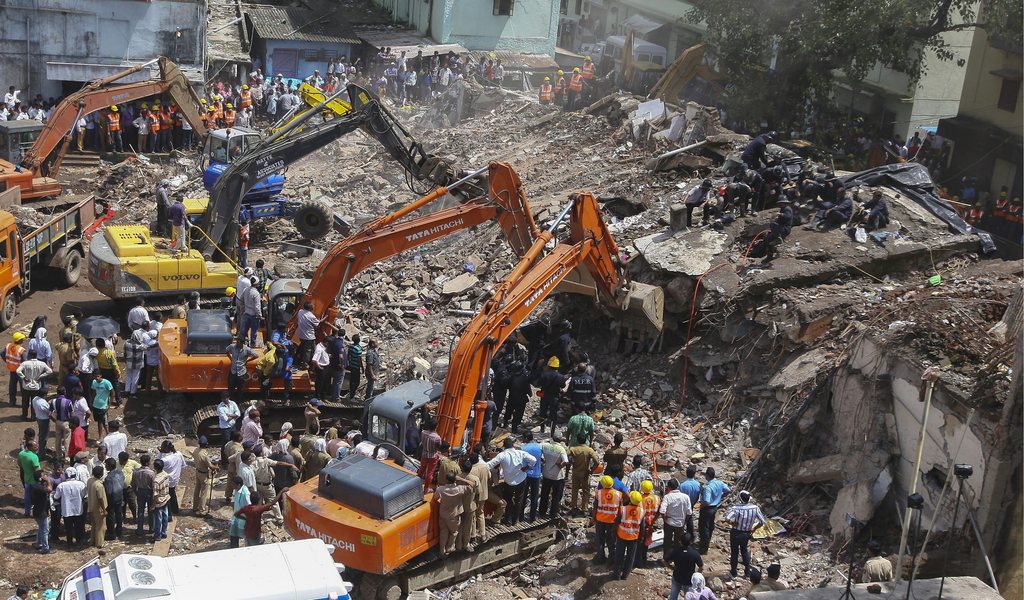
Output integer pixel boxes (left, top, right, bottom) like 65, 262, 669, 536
304, 398, 322, 433
724, 490, 766, 578
253, 444, 296, 521
698, 467, 730, 554
54, 466, 87, 547
539, 77, 553, 105
566, 67, 584, 111
192, 436, 217, 515
3, 332, 26, 409
535, 357, 568, 435
106, 105, 123, 152
554, 69, 567, 107
580, 56, 596, 104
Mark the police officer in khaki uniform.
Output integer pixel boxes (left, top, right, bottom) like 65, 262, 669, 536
192, 436, 217, 515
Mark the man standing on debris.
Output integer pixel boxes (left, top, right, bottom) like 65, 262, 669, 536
503, 359, 531, 432
535, 357, 568, 434
610, 490, 645, 580
593, 475, 622, 563
862, 540, 894, 582
603, 432, 628, 479
3, 332, 26, 411
660, 478, 693, 561
624, 454, 651, 492
567, 433, 598, 515
637, 480, 661, 567
566, 67, 584, 111
169, 196, 189, 252
154, 180, 171, 237
192, 436, 216, 515
666, 533, 704, 600
539, 77, 553, 105
685, 179, 714, 228
724, 490, 765, 578
698, 467, 729, 554
568, 360, 597, 414
86, 464, 108, 548
487, 437, 537, 526
566, 405, 595, 447
741, 131, 775, 170
763, 197, 794, 263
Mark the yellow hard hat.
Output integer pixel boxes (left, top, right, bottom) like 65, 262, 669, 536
573, 67, 580, 73
141, 102, 149, 109
641, 480, 654, 493
200, 98, 207, 104
109, 105, 118, 111
544, 76, 550, 81
558, 69, 564, 75
629, 490, 643, 505
153, 99, 161, 104
226, 286, 236, 296
208, 106, 216, 112
600, 475, 614, 489
226, 103, 234, 108
12, 332, 25, 342
242, 84, 249, 90
586, 55, 593, 61
547, 356, 560, 368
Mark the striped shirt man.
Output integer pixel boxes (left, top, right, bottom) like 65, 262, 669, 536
725, 500, 767, 532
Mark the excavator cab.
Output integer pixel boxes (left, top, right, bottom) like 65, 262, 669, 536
363, 379, 441, 455
201, 127, 284, 200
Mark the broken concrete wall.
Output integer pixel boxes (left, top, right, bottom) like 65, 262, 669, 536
828, 331, 1019, 556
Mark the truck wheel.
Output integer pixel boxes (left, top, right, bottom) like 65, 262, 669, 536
60, 251, 82, 287
293, 200, 331, 239
0, 293, 16, 331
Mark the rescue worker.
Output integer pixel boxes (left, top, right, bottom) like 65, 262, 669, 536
106, 106, 123, 152
764, 197, 794, 263
535, 356, 568, 434
147, 105, 161, 153
238, 215, 250, 269
554, 69, 568, 107
637, 479, 661, 567
685, 179, 714, 228
224, 103, 237, 128
199, 101, 210, 131
610, 490, 645, 580
593, 475, 622, 563
965, 199, 984, 226
567, 361, 596, 413
580, 56, 597, 104
741, 130, 776, 170
724, 180, 754, 217
852, 189, 890, 234
566, 67, 584, 111
539, 77, 553, 105
815, 186, 852, 229
158, 105, 173, 152
240, 84, 253, 111
3, 332, 27, 409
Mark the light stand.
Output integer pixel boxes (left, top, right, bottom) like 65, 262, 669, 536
937, 464, 973, 599
905, 493, 925, 600
837, 514, 864, 600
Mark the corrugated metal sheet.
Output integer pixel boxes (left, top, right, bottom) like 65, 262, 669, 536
355, 27, 468, 56
245, 5, 360, 45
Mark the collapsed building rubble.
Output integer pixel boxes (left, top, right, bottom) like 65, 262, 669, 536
33, 82, 1020, 599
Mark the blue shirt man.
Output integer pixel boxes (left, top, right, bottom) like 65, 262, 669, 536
680, 466, 702, 505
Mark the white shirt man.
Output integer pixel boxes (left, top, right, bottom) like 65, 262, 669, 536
4, 89, 20, 109
486, 444, 537, 487
54, 468, 86, 516
127, 303, 150, 330
102, 429, 129, 459
660, 485, 693, 528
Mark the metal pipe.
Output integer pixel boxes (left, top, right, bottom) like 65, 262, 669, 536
937, 478, 965, 599
895, 366, 941, 581
650, 139, 708, 162
264, 86, 349, 145
25, 18, 30, 93
547, 199, 575, 233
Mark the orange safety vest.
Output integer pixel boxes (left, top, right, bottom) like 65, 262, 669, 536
568, 74, 584, 92
594, 488, 622, 523
994, 197, 1009, 217
556, 76, 567, 95
617, 504, 644, 541
159, 111, 171, 128
1008, 203, 1022, 223
148, 113, 160, 133
107, 112, 121, 132
224, 110, 236, 127
240, 90, 253, 108
966, 207, 983, 224
199, 112, 209, 127
581, 62, 596, 80
5, 342, 24, 372
214, 106, 224, 122
539, 83, 552, 102
641, 493, 660, 526
239, 222, 250, 248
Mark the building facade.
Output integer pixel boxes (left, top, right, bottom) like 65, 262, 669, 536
374, 0, 560, 55
245, 5, 359, 80
0, 0, 205, 99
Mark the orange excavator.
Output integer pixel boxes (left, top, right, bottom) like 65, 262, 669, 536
2, 56, 206, 200
157, 162, 539, 400
283, 191, 664, 599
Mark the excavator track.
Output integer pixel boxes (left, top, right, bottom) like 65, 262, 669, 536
360, 517, 563, 600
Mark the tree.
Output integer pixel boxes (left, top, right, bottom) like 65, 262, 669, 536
686, 0, 1023, 137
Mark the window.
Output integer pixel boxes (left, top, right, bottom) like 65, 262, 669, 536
560, 0, 567, 15
301, 49, 321, 61
493, 0, 514, 16
998, 78, 1020, 112
0, 238, 8, 262
575, 0, 583, 14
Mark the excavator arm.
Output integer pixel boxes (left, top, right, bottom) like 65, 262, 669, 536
200, 83, 460, 257
20, 57, 207, 177
435, 192, 664, 447
293, 162, 539, 339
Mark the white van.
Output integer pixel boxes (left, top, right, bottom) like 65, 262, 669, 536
58, 539, 355, 600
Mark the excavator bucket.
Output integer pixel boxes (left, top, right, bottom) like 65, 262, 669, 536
625, 281, 664, 332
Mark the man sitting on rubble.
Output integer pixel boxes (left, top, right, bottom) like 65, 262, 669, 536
814, 186, 852, 230
850, 189, 890, 235
684, 179, 714, 228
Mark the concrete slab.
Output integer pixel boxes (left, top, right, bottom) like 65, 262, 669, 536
748, 576, 999, 599
788, 454, 845, 484
634, 228, 729, 276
